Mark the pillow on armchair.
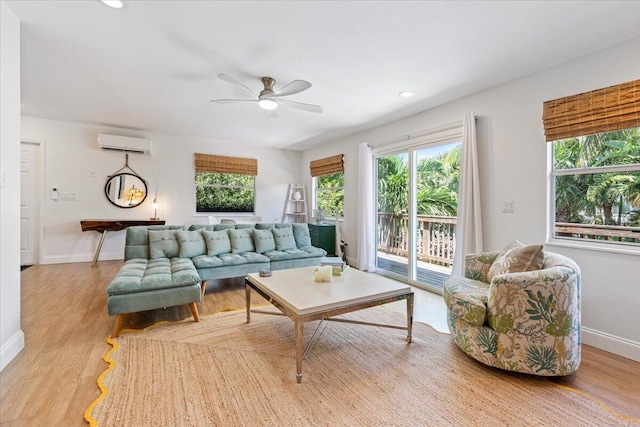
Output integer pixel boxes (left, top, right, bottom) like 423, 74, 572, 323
487, 240, 544, 282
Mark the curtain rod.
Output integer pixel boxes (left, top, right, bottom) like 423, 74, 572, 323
374, 117, 472, 148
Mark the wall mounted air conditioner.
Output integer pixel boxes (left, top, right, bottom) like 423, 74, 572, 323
98, 134, 152, 155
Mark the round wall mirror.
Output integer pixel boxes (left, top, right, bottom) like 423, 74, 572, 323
104, 172, 148, 208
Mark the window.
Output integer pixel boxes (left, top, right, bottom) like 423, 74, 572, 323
194, 153, 257, 213
310, 154, 344, 218
315, 172, 344, 218
544, 79, 640, 248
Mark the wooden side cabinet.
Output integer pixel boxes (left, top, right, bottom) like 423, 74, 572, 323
308, 223, 336, 256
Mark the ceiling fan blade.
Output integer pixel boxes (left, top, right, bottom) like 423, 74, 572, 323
265, 80, 312, 98
217, 73, 257, 97
209, 99, 258, 104
278, 99, 323, 113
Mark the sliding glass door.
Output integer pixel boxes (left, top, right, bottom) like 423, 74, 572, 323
375, 140, 461, 292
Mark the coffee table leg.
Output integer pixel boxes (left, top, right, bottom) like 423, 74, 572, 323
245, 281, 251, 323
406, 293, 414, 343
295, 320, 304, 383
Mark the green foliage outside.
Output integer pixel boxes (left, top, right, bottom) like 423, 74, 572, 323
376, 145, 460, 255
554, 127, 640, 227
195, 173, 255, 213
377, 145, 461, 217
316, 172, 344, 217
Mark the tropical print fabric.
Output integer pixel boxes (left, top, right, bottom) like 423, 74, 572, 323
443, 276, 489, 326
445, 251, 581, 376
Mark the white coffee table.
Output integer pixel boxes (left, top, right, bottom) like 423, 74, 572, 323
245, 266, 414, 383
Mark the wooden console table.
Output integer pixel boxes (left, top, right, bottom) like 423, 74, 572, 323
81, 219, 165, 266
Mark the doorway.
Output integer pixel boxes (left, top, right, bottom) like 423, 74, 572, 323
20, 141, 42, 266
375, 140, 461, 292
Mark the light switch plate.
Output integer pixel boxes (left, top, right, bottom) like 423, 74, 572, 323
501, 200, 514, 213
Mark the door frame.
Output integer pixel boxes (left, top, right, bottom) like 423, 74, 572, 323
20, 138, 45, 265
372, 121, 464, 293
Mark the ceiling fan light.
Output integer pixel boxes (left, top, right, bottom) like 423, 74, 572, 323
100, 0, 124, 8
258, 98, 278, 110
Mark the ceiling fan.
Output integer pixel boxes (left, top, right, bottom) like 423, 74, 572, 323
210, 73, 323, 114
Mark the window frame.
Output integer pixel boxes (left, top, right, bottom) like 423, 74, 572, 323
547, 136, 640, 255
313, 172, 344, 219
195, 172, 256, 214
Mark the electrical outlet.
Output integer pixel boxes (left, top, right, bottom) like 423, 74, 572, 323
501, 200, 514, 213
59, 192, 77, 201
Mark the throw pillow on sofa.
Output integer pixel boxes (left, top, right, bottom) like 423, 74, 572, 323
487, 240, 544, 282
272, 227, 297, 251
292, 223, 312, 248
202, 229, 232, 256
148, 230, 180, 259
176, 230, 207, 258
228, 228, 256, 254
252, 228, 276, 253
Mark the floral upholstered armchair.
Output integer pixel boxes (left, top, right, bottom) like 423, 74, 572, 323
443, 242, 581, 376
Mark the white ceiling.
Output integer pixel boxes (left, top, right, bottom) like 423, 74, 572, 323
7, 1, 640, 151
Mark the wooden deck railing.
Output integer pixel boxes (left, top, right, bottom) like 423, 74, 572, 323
377, 213, 456, 266
555, 222, 640, 243
376, 217, 639, 268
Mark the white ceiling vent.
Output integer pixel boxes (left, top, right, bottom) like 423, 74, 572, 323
98, 134, 152, 155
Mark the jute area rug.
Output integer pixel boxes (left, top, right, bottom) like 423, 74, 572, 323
86, 307, 637, 426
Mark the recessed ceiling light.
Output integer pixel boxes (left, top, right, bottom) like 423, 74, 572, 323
100, 0, 124, 9
258, 98, 278, 110
399, 90, 415, 98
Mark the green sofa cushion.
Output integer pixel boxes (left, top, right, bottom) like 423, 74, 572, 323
148, 230, 180, 259
213, 224, 236, 231
124, 225, 185, 260
202, 229, 232, 256
229, 228, 255, 254
235, 224, 254, 229
252, 228, 276, 253
284, 248, 315, 259
292, 223, 312, 248
176, 230, 207, 258
272, 227, 297, 251
191, 255, 224, 269
255, 223, 292, 230
298, 246, 327, 257
240, 252, 271, 263
188, 224, 214, 231
218, 253, 250, 266
263, 250, 292, 261
107, 258, 200, 296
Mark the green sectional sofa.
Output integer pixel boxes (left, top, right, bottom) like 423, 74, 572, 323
106, 223, 327, 337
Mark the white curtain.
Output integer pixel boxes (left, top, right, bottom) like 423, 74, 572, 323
357, 142, 376, 271
451, 113, 483, 277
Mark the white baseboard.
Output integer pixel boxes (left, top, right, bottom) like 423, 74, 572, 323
1, 330, 25, 371
42, 251, 124, 265
582, 327, 640, 362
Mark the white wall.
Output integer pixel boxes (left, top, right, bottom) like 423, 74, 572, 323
302, 36, 640, 361
20, 117, 302, 264
0, 0, 24, 371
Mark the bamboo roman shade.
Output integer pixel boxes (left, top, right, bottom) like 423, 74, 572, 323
310, 154, 344, 177
543, 78, 640, 142
194, 153, 257, 175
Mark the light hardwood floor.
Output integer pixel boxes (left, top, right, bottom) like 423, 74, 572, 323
1, 261, 638, 426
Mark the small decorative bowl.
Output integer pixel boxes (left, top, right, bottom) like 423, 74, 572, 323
258, 269, 272, 277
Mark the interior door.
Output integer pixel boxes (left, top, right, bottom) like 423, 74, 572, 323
20, 142, 40, 266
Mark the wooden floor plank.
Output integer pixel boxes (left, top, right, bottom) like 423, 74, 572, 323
0, 261, 638, 426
